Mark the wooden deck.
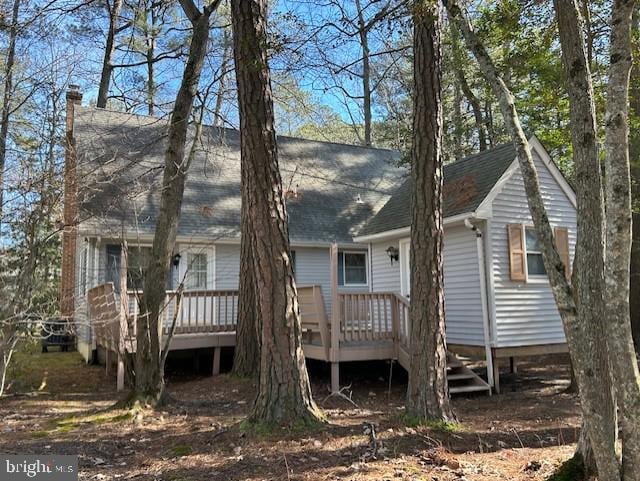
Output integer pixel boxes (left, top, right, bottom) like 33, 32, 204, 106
88, 283, 490, 395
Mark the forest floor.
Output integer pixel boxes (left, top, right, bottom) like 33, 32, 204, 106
0, 347, 581, 481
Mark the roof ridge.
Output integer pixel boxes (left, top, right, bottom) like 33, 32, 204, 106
77, 105, 399, 155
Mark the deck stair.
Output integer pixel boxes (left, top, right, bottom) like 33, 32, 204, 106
446, 352, 491, 395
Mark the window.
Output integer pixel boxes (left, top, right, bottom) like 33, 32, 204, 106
338, 251, 367, 286
106, 245, 122, 292
525, 228, 546, 276
185, 252, 208, 290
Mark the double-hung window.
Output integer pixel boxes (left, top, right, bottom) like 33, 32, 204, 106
185, 252, 208, 290
525, 227, 546, 276
338, 251, 367, 286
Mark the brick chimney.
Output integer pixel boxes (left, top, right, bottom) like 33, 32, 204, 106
60, 85, 82, 318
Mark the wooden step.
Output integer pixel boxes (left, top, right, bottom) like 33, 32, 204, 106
450, 384, 491, 394
448, 372, 476, 381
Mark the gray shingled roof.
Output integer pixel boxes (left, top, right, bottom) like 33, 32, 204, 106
75, 107, 403, 244
356, 143, 516, 237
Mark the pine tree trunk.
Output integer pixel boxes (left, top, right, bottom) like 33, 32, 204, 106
230, 0, 323, 425
134, 1, 215, 406
406, 0, 454, 422
355, 0, 372, 147
97, 0, 123, 109
603, 1, 640, 478
232, 160, 260, 378
145, 2, 157, 117
445, 1, 620, 478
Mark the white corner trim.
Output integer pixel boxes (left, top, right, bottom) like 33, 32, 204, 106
398, 237, 410, 297
483, 219, 498, 346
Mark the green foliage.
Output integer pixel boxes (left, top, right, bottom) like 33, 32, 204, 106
170, 445, 193, 457
402, 414, 462, 433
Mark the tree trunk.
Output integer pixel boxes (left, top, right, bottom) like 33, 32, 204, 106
450, 25, 487, 152
406, 0, 454, 422
0, 330, 18, 397
355, 0, 373, 147
0, 0, 21, 228
145, 2, 157, 116
631, 213, 640, 350
134, 0, 216, 406
97, 0, 123, 109
603, 1, 640, 478
230, 0, 323, 425
213, 27, 231, 127
445, 1, 620, 478
232, 155, 260, 378
554, 1, 618, 477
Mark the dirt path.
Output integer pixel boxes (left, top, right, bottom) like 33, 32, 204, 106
0, 351, 580, 480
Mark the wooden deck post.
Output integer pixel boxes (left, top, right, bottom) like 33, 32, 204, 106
329, 243, 340, 393
116, 353, 125, 392
391, 296, 400, 358
212, 346, 221, 375
331, 362, 340, 393
117, 241, 128, 392
492, 352, 501, 394
509, 356, 517, 374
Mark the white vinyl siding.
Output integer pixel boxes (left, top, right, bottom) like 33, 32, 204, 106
370, 241, 402, 292
442, 225, 486, 346
490, 152, 576, 347
371, 226, 486, 346
294, 247, 332, 312
215, 244, 240, 289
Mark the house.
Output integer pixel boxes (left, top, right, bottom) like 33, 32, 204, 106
62, 88, 576, 394
353, 139, 576, 392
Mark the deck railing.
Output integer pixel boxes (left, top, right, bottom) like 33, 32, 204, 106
126, 289, 239, 335
338, 292, 397, 342
90, 283, 411, 354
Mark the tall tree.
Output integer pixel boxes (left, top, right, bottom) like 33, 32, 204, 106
0, 0, 21, 228
230, 0, 323, 425
443, 1, 618, 478
406, 0, 454, 422
135, 0, 221, 405
96, 0, 124, 108
232, 156, 260, 379
554, 0, 617, 475
602, 0, 640, 476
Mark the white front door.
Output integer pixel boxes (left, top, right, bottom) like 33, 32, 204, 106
399, 238, 411, 297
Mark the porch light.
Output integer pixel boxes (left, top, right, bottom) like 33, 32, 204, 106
172, 253, 181, 266
386, 246, 399, 265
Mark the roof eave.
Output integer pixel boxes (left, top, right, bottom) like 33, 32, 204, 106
353, 212, 485, 243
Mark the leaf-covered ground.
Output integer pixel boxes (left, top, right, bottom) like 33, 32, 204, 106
0, 349, 580, 480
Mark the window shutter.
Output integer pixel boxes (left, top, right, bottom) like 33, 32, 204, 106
507, 224, 526, 282
554, 227, 571, 280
